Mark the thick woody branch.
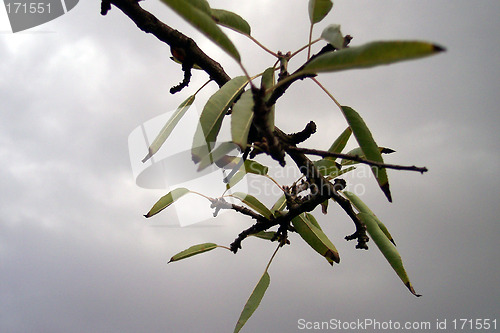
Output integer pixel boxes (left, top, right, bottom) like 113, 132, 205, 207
102, 0, 230, 87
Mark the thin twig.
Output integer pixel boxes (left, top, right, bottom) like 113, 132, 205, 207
288, 147, 428, 173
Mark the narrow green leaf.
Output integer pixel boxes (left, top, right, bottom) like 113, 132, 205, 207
225, 170, 246, 190
192, 76, 249, 162
231, 90, 255, 150
211, 9, 251, 35
261, 67, 276, 132
308, 0, 333, 24
342, 191, 395, 245
160, 0, 240, 60
302, 41, 445, 74
168, 243, 218, 263
325, 165, 356, 180
243, 160, 268, 176
224, 160, 269, 191
326, 126, 351, 158
271, 194, 287, 215
144, 188, 190, 218
231, 192, 273, 219
321, 24, 344, 49
313, 158, 339, 177
341, 147, 395, 166
305, 213, 322, 230
185, 0, 211, 14
357, 213, 420, 297
292, 213, 340, 265
341, 106, 392, 202
234, 272, 270, 333
142, 95, 195, 163
250, 231, 277, 241
197, 142, 240, 171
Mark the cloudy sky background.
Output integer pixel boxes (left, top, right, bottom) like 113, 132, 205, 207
1, 1, 499, 332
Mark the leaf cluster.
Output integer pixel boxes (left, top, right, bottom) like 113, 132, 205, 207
102, 0, 443, 331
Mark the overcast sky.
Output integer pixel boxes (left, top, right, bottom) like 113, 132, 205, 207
1, 1, 499, 332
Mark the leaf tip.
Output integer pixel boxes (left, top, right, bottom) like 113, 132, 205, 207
142, 151, 153, 163
432, 44, 446, 53
382, 183, 392, 202
406, 282, 422, 297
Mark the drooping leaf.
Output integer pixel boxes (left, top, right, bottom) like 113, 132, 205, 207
211, 9, 251, 35
234, 272, 270, 333
341, 147, 395, 166
308, 0, 334, 24
302, 41, 445, 74
144, 188, 190, 218
321, 24, 344, 49
261, 67, 276, 131
291, 213, 340, 265
142, 95, 195, 163
231, 192, 273, 219
231, 90, 255, 150
160, 0, 240, 60
342, 191, 395, 244
192, 76, 249, 162
305, 213, 322, 230
357, 213, 420, 297
168, 242, 218, 263
341, 106, 392, 202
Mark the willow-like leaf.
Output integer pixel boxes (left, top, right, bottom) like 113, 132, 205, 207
261, 67, 276, 131
192, 76, 248, 162
302, 41, 445, 74
142, 95, 195, 163
250, 231, 277, 241
341, 146, 395, 166
326, 127, 351, 157
168, 243, 218, 263
341, 106, 392, 202
211, 9, 251, 35
357, 213, 420, 297
292, 213, 340, 265
144, 188, 190, 217
231, 192, 273, 219
234, 272, 270, 333
231, 90, 254, 150
342, 191, 395, 244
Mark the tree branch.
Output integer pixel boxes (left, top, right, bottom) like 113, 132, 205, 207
288, 147, 428, 173
102, 0, 230, 87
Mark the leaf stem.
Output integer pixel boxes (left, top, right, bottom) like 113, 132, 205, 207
311, 77, 342, 109
247, 34, 279, 58
264, 244, 281, 272
307, 24, 314, 60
